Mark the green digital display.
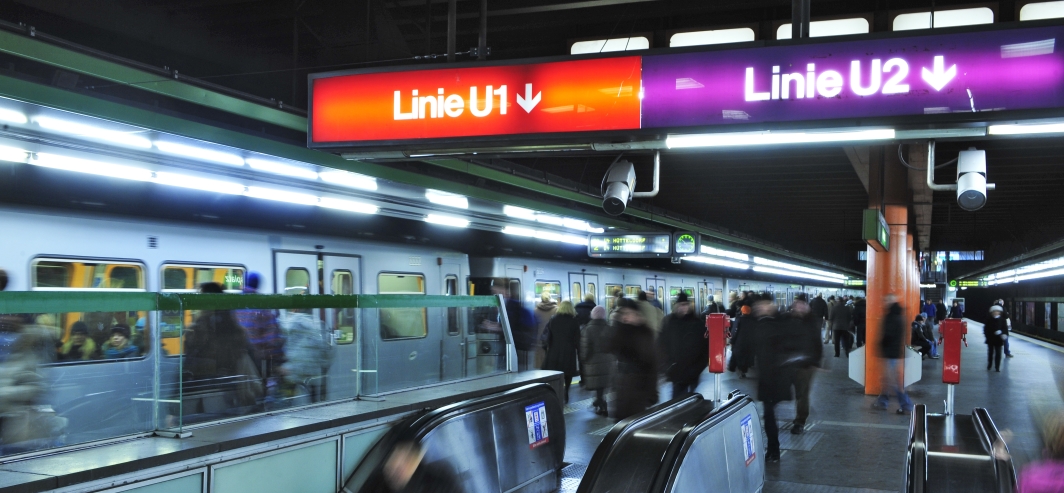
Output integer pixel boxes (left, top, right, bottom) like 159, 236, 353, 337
844, 279, 866, 287
950, 280, 987, 288
673, 232, 699, 256
862, 209, 890, 252
589, 233, 672, 258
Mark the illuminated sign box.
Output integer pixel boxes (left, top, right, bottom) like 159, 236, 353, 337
844, 279, 867, 287
949, 280, 988, 288
589, 233, 672, 258
862, 209, 890, 252
672, 232, 700, 257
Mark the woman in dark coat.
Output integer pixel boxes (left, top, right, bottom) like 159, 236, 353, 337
752, 299, 802, 463
542, 301, 582, 403
984, 305, 1009, 372
580, 306, 615, 416
609, 298, 658, 421
728, 305, 757, 377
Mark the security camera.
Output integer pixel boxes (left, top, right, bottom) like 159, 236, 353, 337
956, 148, 987, 211
601, 160, 636, 216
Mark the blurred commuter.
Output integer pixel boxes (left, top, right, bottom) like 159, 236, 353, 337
728, 305, 756, 378
645, 287, 663, 311
486, 281, 535, 371
873, 296, 913, 414
609, 298, 658, 421
921, 315, 939, 358
575, 294, 596, 327
0, 324, 64, 451
102, 325, 139, 359
810, 294, 829, 344
753, 297, 801, 462
725, 292, 739, 318
659, 293, 709, 398
235, 272, 286, 386
542, 301, 581, 403
702, 295, 722, 316
608, 289, 624, 323
985, 305, 1009, 372
533, 294, 558, 368
379, 442, 464, 493
995, 299, 1015, 358
787, 296, 823, 435
278, 292, 331, 405
58, 322, 96, 361
829, 296, 854, 357
910, 315, 934, 359
935, 300, 948, 325
580, 306, 615, 416
948, 300, 964, 319
853, 297, 867, 347
186, 282, 262, 407
1018, 410, 1064, 493
637, 290, 664, 335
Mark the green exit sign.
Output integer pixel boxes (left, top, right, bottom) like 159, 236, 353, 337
862, 209, 889, 252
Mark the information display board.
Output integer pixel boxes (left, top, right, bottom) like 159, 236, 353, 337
588, 233, 672, 258
949, 280, 988, 288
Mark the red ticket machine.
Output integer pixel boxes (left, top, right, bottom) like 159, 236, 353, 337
939, 319, 968, 414
707, 314, 730, 403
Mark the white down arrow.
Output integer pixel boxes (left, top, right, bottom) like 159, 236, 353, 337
921, 56, 957, 92
516, 83, 542, 113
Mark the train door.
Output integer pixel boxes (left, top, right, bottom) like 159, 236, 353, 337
440, 263, 465, 380
697, 281, 710, 313
569, 272, 600, 305
274, 251, 361, 401
584, 274, 599, 306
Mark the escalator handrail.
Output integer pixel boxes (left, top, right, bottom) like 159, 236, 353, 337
575, 393, 707, 493
654, 392, 755, 493
973, 408, 1018, 493
905, 404, 928, 493
341, 383, 558, 493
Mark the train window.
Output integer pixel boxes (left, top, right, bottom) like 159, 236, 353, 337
571, 283, 582, 303
378, 273, 427, 339
32, 259, 145, 290
286, 268, 311, 295
445, 275, 460, 336
587, 283, 596, 301
624, 285, 640, 299
535, 281, 561, 302
605, 284, 622, 312
161, 265, 245, 292
508, 279, 522, 302
332, 270, 356, 344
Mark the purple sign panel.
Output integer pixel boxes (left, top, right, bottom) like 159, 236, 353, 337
641, 26, 1064, 128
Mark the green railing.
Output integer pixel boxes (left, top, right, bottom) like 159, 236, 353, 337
0, 292, 510, 457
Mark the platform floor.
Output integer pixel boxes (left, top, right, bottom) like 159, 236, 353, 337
560, 319, 1064, 492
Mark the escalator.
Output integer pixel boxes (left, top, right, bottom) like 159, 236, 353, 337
577, 391, 764, 493
906, 404, 1018, 492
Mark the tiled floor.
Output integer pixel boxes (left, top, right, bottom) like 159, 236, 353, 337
559, 323, 1064, 492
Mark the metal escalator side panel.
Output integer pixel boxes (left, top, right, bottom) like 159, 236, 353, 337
576, 394, 709, 493
973, 408, 1019, 493
661, 396, 764, 493
905, 404, 928, 493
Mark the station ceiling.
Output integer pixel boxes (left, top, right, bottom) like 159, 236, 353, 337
2, 0, 1064, 276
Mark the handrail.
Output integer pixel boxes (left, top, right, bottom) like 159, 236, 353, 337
974, 408, 1019, 493
656, 393, 753, 493
906, 404, 928, 493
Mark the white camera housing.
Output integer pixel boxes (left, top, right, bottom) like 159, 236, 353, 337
956, 149, 987, 211
601, 160, 637, 216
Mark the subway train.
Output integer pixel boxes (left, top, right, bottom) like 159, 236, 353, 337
0, 203, 860, 451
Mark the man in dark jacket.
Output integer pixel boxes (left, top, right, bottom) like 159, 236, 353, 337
984, 305, 1009, 372
486, 281, 535, 371
911, 315, 934, 359
810, 294, 829, 344
575, 294, 596, 327
948, 300, 964, 319
610, 298, 659, 421
852, 298, 867, 347
752, 297, 801, 462
580, 306, 615, 416
787, 296, 823, 434
873, 296, 913, 414
659, 293, 709, 398
828, 297, 854, 357
994, 299, 1014, 358
702, 295, 722, 316
935, 300, 948, 324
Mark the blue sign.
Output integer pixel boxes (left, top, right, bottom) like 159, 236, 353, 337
525, 401, 550, 449
741, 414, 756, 466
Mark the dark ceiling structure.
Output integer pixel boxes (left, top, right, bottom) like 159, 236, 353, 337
2, 0, 1062, 276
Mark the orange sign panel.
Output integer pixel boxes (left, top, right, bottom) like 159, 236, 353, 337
309, 57, 643, 145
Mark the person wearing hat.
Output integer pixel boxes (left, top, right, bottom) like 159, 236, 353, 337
659, 292, 709, 398
59, 321, 97, 361
102, 324, 139, 359
644, 286, 663, 311
984, 305, 1010, 372
994, 299, 1015, 358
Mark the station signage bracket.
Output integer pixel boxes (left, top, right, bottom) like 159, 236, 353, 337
309, 24, 1064, 151
862, 209, 890, 253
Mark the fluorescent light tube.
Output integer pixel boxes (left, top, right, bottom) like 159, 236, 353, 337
31, 153, 153, 181
155, 141, 244, 166
0, 109, 27, 124
0, 145, 28, 163
318, 197, 378, 214
245, 186, 318, 205
752, 266, 845, 284
319, 170, 378, 190
245, 157, 318, 180
700, 245, 750, 261
36, 116, 152, 149
424, 214, 469, 228
155, 172, 245, 195
534, 214, 565, 226
425, 190, 469, 209
683, 256, 751, 270
502, 226, 588, 245
666, 129, 894, 148
988, 123, 1064, 136
753, 257, 847, 279
503, 205, 537, 220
